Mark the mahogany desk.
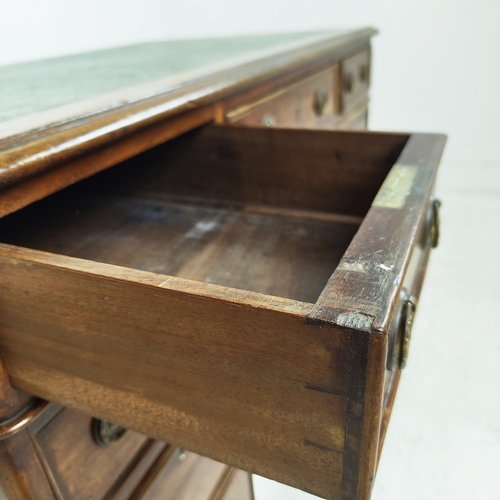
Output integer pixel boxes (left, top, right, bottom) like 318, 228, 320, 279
0, 29, 445, 500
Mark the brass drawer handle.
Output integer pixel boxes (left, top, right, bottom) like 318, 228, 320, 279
429, 198, 441, 248
421, 198, 442, 249
387, 290, 417, 370
91, 418, 127, 447
343, 72, 354, 93
359, 64, 369, 83
399, 298, 416, 369
314, 88, 328, 116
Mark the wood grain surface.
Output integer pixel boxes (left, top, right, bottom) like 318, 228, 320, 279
0, 192, 358, 304
92, 125, 407, 217
0, 106, 213, 219
0, 243, 350, 499
225, 67, 338, 127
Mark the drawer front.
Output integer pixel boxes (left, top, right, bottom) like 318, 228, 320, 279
226, 67, 338, 128
341, 50, 370, 111
332, 104, 368, 130
379, 195, 442, 456
344, 108, 368, 130
346, 111, 368, 130
217, 469, 254, 500
139, 448, 227, 500
31, 407, 151, 500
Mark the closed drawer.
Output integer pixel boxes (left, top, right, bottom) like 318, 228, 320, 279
137, 448, 226, 500
29, 407, 153, 500
341, 50, 370, 111
226, 67, 338, 127
342, 109, 368, 130
116, 446, 252, 500
213, 469, 254, 500
0, 125, 445, 500
339, 106, 369, 130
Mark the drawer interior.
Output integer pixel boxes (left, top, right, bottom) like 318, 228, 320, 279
0, 125, 408, 304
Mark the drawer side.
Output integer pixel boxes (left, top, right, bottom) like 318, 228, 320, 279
0, 247, 349, 499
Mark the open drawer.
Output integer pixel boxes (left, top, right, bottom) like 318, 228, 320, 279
0, 125, 445, 500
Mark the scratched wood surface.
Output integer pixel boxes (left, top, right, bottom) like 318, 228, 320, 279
308, 133, 447, 332
307, 133, 446, 499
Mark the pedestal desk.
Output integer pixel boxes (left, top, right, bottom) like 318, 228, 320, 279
0, 29, 445, 500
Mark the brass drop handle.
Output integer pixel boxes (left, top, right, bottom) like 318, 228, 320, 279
91, 418, 127, 447
359, 64, 369, 83
429, 198, 441, 248
386, 290, 417, 370
314, 88, 328, 116
399, 299, 416, 369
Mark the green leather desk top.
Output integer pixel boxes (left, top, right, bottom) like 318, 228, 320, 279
0, 32, 333, 124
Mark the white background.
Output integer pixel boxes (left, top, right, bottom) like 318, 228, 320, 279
1, 2, 499, 499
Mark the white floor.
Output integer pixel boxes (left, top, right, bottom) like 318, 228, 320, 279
254, 159, 500, 499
